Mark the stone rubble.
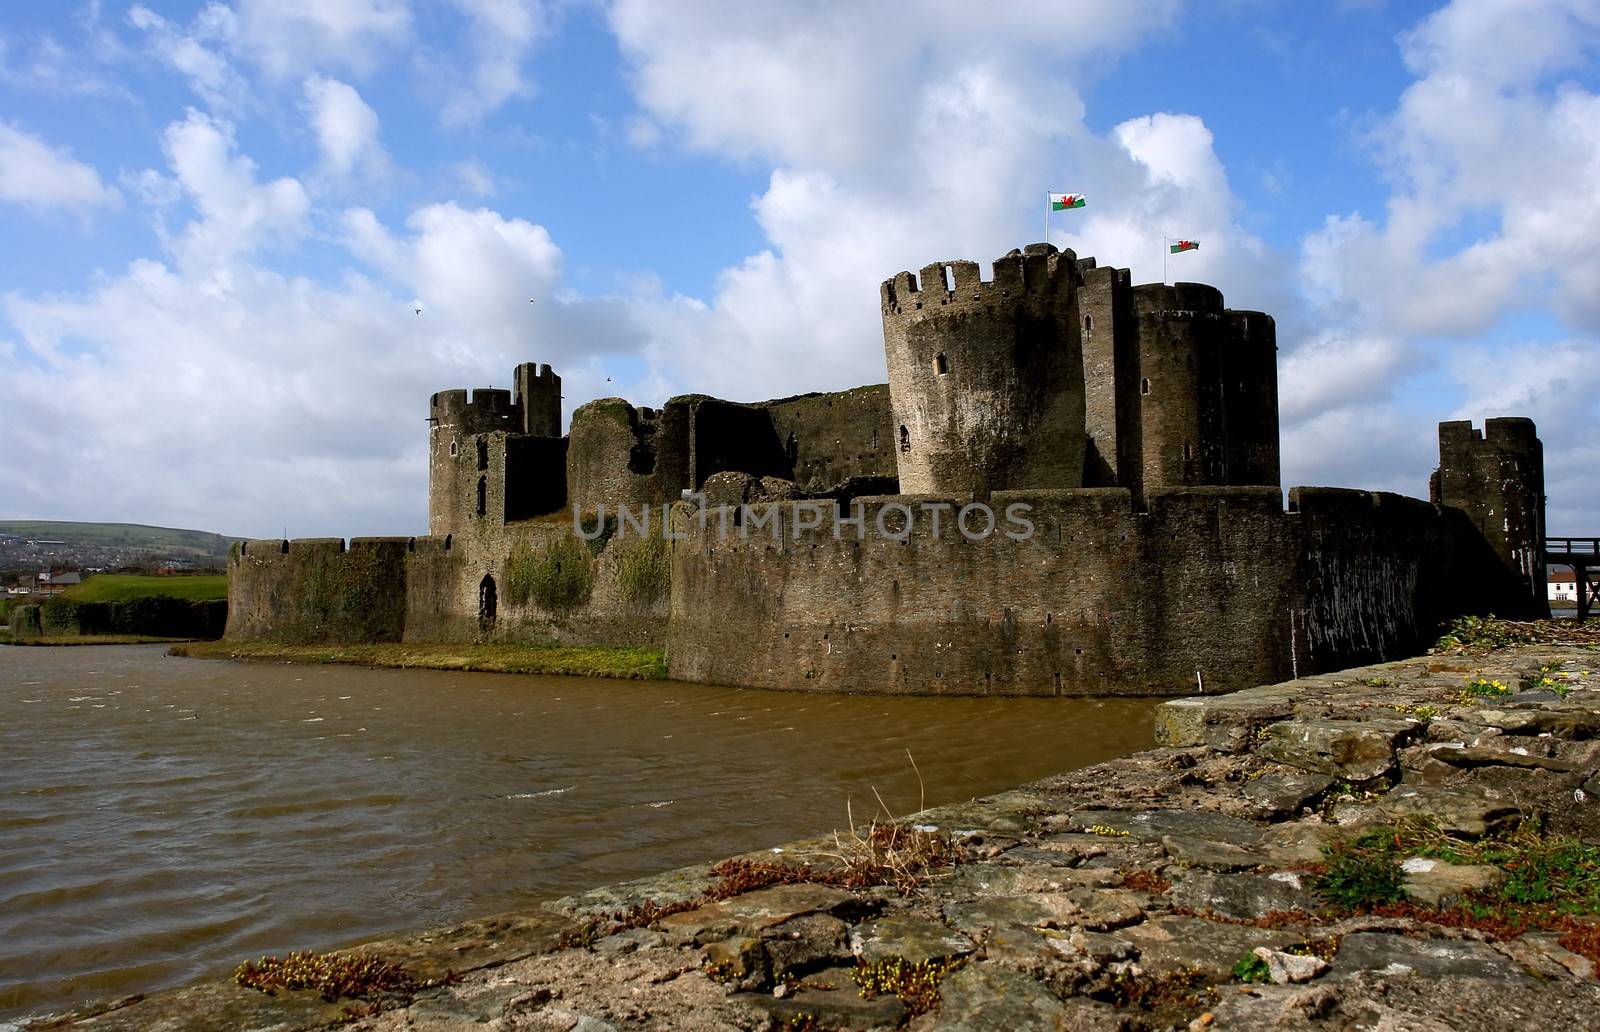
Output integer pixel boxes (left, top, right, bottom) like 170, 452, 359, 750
26, 644, 1600, 1032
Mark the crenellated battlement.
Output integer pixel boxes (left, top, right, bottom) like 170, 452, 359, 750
430, 387, 522, 435
880, 244, 1079, 321
1131, 282, 1226, 319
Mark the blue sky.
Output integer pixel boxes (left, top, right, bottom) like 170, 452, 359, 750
1, 0, 1596, 537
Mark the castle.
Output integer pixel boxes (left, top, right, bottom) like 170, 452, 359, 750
228, 244, 1548, 695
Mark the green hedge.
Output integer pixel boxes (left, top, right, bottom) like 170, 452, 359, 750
35, 596, 226, 638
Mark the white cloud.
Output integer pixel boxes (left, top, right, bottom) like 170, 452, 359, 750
1449, 339, 1600, 533
452, 158, 499, 196
1291, 0, 1600, 521
128, 4, 251, 113
434, 0, 550, 126
149, 110, 310, 268
230, 0, 411, 80
302, 75, 390, 180
607, 0, 1179, 172
605, 2, 1302, 410
0, 122, 121, 216
1278, 332, 1428, 424
0, 117, 642, 536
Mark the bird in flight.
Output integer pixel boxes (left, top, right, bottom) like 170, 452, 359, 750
414, 307, 422, 315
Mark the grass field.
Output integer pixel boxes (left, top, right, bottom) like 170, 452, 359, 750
170, 641, 668, 679
62, 574, 228, 602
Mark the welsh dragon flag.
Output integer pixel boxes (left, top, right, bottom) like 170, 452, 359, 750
1049, 193, 1086, 211
1169, 239, 1200, 253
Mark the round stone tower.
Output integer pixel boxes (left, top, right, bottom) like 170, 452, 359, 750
428, 387, 519, 536
1131, 282, 1227, 490
880, 243, 1086, 496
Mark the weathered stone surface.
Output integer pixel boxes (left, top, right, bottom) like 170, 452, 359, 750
1332, 932, 1536, 982
747, 982, 907, 1030
1429, 744, 1583, 772
1257, 821, 1344, 864
760, 913, 850, 978
1153, 695, 1294, 751
849, 914, 976, 966
1251, 946, 1328, 984
656, 883, 860, 946
1241, 771, 1335, 819
1120, 916, 1301, 981
591, 927, 664, 956
1379, 784, 1521, 837
1257, 719, 1415, 780
701, 935, 766, 989
932, 963, 1072, 1031
1398, 858, 1507, 907
1501, 931, 1597, 980
1465, 706, 1600, 738
1072, 809, 1265, 848
1168, 870, 1318, 920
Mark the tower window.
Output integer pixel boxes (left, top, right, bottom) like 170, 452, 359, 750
450, 439, 458, 457
899, 425, 911, 453
1183, 442, 1193, 461
1084, 314, 1094, 335
476, 476, 487, 516
870, 428, 879, 450
476, 438, 488, 471
1140, 377, 1151, 395
934, 352, 948, 375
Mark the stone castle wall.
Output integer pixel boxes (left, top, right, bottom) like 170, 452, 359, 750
664, 486, 1535, 696
226, 521, 668, 648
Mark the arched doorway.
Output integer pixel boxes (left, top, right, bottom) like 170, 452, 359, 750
479, 574, 497, 625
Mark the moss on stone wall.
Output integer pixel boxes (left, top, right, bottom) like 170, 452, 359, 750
508, 534, 595, 614
614, 531, 669, 607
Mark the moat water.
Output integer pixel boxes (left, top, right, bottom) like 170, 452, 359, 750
0, 645, 1158, 1021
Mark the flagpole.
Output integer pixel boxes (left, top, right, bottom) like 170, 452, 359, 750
1044, 193, 1049, 246
1163, 236, 1168, 285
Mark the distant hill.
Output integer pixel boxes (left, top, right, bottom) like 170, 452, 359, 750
0, 521, 239, 552
0, 521, 241, 574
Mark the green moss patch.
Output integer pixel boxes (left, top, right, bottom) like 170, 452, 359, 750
507, 534, 596, 613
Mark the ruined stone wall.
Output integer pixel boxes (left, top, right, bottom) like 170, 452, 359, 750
882, 245, 1087, 496
567, 399, 684, 516
401, 517, 669, 647
759, 386, 896, 491
505, 435, 568, 520
226, 523, 668, 647
686, 398, 788, 487
227, 537, 410, 643
1430, 418, 1548, 618
665, 486, 1535, 696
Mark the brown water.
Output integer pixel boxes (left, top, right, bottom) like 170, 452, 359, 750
0, 645, 1157, 1021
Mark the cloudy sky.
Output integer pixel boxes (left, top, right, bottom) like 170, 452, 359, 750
1, 0, 1596, 538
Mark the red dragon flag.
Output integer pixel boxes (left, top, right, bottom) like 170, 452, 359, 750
1169, 239, 1200, 253
1049, 193, 1086, 211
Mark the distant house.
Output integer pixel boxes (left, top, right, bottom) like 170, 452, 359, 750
1549, 569, 1596, 604
34, 571, 82, 596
